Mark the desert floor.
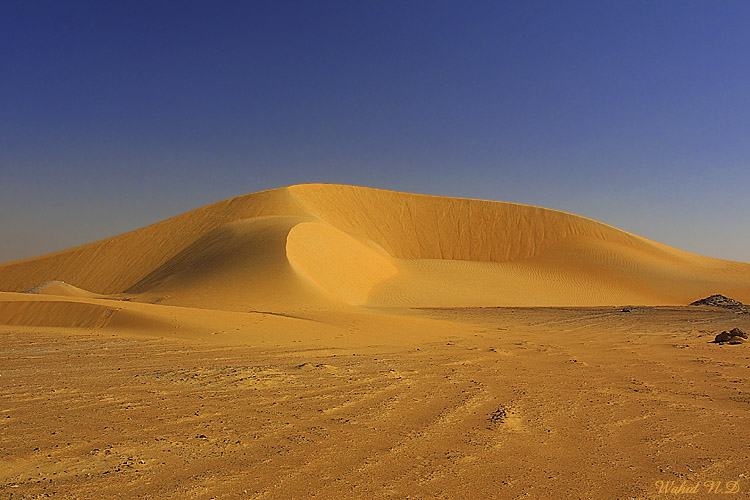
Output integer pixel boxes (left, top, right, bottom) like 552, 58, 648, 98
1, 306, 748, 499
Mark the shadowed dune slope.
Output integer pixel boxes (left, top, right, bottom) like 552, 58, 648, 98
0, 188, 309, 296
0, 184, 748, 309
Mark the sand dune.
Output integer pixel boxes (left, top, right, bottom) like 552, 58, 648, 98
0, 184, 748, 318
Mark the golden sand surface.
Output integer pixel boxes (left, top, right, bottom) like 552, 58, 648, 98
1, 307, 748, 499
1, 184, 749, 498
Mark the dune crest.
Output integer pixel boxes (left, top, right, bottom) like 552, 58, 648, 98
0, 183, 748, 312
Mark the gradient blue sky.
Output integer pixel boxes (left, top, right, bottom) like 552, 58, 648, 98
2, 1, 749, 263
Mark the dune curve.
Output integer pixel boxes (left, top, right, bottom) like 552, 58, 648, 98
286, 222, 398, 305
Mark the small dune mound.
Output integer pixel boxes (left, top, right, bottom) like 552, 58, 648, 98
0, 300, 116, 328
691, 295, 745, 309
713, 327, 748, 344
23, 281, 99, 298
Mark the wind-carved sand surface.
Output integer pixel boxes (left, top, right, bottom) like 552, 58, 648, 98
1, 184, 749, 499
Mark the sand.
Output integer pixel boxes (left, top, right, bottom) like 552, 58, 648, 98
1, 184, 749, 498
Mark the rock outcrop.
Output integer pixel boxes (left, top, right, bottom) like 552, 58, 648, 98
713, 327, 748, 344
691, 295, 745, 309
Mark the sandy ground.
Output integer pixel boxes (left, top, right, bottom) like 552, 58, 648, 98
2, 306, 748, 499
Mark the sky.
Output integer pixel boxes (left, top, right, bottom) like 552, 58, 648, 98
1, 1, 749, 263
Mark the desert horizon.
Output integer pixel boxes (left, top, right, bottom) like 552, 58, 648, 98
3, 2, 750, 498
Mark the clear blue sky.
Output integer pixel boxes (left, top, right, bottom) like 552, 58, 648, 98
2, 1, 749, 263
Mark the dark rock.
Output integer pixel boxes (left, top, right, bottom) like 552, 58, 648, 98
691, 295, 745, 309
489, 406, 507, 424
729, 327, 748, 339
713, 328, 747, 344
714, 331, 732, 343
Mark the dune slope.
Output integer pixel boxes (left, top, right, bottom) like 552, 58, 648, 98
0, 184, 748, 312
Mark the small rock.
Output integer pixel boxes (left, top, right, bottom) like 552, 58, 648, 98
714, 331, 732, 343
729, 327, 747, 339
714, 328, 748, 344
489, 406, 508, 424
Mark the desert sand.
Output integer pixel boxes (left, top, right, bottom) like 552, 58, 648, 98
1, 184, 749, 499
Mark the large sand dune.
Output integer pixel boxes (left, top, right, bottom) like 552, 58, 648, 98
1, 184, 748, 315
